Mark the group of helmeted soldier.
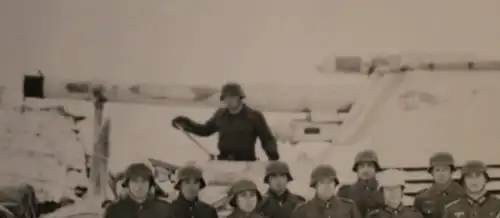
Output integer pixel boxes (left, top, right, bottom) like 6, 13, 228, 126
104, 83, 500, 218
104, 150, 500, 218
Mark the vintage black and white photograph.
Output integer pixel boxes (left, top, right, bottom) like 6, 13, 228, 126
1, 1, 500, 218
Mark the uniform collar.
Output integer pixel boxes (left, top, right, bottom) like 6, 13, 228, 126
431, 181, 462, 196
124, 194, 154, 207
356, 178, 379, 190
223, 104, 249, 116
466, 192, 491, 206
383, 204, 405, 215
177, 194, 199, 207
313, 195, 341, 209
231, 208, 260, 218
267, 189, 290, 203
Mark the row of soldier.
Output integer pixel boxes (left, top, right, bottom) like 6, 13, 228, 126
104, 150, 500, 218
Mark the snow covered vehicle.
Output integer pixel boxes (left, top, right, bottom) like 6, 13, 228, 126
21, 53, 500, 217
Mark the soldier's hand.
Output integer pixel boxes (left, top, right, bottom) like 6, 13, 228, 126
171, 116, 191, 130
268, 152, 280, 161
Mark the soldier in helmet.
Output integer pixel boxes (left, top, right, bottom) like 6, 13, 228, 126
366, 169, 423, 218
413, 152, 465, 218
104, 162, 173, 218
171, 165, 218, 218
259, 161, 305, 218
442, 160, 500, 218
227, 179, 264, 218
338, 150, 385, 217
291, 164, 361, 218
172, 82, 279, 161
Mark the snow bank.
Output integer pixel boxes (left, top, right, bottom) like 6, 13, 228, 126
0, 105, 89, 202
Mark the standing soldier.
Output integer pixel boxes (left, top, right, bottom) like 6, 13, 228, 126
291, 164, 361, 218
338, 150, 385, 217
413, 152, 465, 218
171, 82, 280, 161
442, 160, 500, 218
227, 179, 264, 218
104, 163, 173, 218
259, 161, 305, 218
366, 169, 423, 218
171, 165, 218, 218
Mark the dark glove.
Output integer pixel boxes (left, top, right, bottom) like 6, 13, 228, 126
171, 116, 191, 130
267, 152, 280, 161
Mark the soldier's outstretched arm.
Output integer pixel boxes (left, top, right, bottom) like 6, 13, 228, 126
253, 111, 279, 160
184, 109, 221, 137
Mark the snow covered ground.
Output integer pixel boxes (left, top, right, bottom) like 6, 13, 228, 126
0, 105, 88, 203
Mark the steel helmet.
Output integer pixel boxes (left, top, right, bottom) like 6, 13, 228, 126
264, 161, 293, 184
309, 164, 339, 188
460, 160, 490, 182
227, 179, 262, 207
428, 152, 456, 173
121, 162, 154, 188
174, 165, 206, 190
352, 150, 382, 172
220, 82, 246, 100
378, 169, 406, 189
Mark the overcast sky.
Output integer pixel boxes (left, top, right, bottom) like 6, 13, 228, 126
1, 0, 500, 171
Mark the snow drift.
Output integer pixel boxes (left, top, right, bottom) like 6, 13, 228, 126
0, 105, 88, 203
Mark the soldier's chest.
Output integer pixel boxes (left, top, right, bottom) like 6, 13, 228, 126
172, 205, 207, 218
350, 186, 383, 202
449, 206, 500, 218
261, 200, 297, 217
217, 115, 254, 133
420, 193, 459, 214
307, 207, 352, 218
375, 211, 418, 218
123, 205, 166, 218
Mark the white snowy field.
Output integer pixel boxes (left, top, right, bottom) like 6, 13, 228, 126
2, 0, 500, 175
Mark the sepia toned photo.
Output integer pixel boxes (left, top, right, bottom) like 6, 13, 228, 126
1, 1, 500, 218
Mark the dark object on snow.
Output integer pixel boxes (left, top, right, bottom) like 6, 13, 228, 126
0, 184, 38, 218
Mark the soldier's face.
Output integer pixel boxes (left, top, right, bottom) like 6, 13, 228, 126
315, 178, 336, 199
236, 190, 258, 213
383, 186, 403, 206
128, 177, 151, 199
180, 178, 201, 200
357, 162, 376, 180
268, 174, 288, 193
431, 165, 453, 184
464, 172, 486, 193
223, 96, 241, 109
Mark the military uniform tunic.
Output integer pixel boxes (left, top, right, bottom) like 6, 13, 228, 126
338, 179, 385, 217
104, 197, 173, 218
366, 204, 424, 218
442, 194, 500, 218
227, 208, 265, 218
291, 196, 361, 218
413, 182, 465, 218
258, 189, 305, 218
171, 195, 218, 218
